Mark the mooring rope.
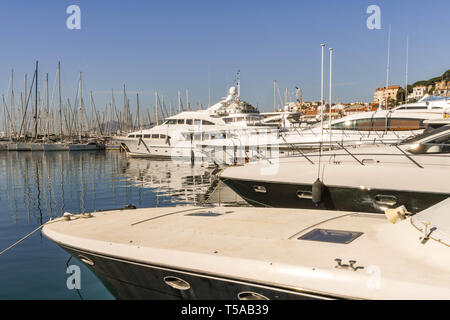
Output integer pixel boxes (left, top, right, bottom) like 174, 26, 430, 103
0, 220, 55, 256
0, 213, 93, 256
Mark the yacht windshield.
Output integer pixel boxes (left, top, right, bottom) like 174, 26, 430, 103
419, 95, 449, 103
400, 125, 450, 145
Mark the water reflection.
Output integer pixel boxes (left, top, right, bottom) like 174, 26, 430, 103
120, 158, 216, 204
0, 151, 224, 299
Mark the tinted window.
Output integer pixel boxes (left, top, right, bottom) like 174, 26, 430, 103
331, 120, 355, 130
355, 119, 373, 131
151, 134, 159, 138
372, 118, 387, 131
389, 119, 423, 131
135, 134, 142, 138
202, 120, 214, 125
401, 125, 450, 145
128, 134, 135, 138
166, 119, 177, 125
177, 119, 185, 124
143, 134, 151, 138
186, 119, 193, 125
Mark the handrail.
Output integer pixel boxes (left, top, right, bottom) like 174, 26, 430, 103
393, 144, 423, 169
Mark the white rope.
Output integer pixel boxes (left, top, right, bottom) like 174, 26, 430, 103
0, 213, 93, 256
0, 220, 53, 255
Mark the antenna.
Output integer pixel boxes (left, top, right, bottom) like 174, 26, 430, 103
385, 24, 391, 108
237, 70, 241, 100
405, 36, 409, 104
320, 43, 325, 150
273, 80, 277, 112
329, 48, 333, 143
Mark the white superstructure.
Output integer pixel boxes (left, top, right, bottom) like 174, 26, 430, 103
117, 86, 269, 159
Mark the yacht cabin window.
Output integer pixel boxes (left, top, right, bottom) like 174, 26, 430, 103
151, 134, 159, 138
177, 119, 185, 124
202, 120, 214, 125
331, 117, 422, 131
128, 134, 135, 138
143, 134, 151, 138
186, 119, 193, 125
165, 119, 177, 125
389, 119, 423, 131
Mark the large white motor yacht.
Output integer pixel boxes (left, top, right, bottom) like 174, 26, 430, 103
117, 86, 270, 159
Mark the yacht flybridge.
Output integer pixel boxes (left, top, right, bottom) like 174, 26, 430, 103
43, 199, 450, 300
219, 123, 450, 213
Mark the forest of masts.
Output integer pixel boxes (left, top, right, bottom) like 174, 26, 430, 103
1, 61, 198, 141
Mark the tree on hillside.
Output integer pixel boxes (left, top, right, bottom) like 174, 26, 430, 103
396, 88, 406, 104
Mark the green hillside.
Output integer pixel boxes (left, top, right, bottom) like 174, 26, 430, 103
412, 69, 450, 88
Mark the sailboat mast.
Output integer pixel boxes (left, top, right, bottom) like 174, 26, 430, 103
155, 91, 159, 125
46, 73, 49, 137
136, 93, 141, 130
79, 72, 83, 140
186, 88, 189, 110
58, 61, 63, 138
34, 61, 38, 139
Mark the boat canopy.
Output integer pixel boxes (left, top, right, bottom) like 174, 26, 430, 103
418, 95, 449, 103
412, 197, 450, 246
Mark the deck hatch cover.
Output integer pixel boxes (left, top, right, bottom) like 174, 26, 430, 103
298, 228, 363, 244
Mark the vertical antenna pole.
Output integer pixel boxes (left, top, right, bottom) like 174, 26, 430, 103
329, 48, 333, 143
385, 24, 391, 108
273, 80, 277, 112
405, 36, 409, 104
320, 43, 325, 145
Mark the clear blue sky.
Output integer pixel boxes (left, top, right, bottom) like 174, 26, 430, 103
0, 0, 448, 114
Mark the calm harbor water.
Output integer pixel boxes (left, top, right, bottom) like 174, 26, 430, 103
0, 151, 215, 299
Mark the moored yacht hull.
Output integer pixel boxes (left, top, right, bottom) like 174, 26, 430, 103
220, 163, 450, 214
60, 245, 334, 300
221, 178, 449, 214
42, 205, 450, 300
